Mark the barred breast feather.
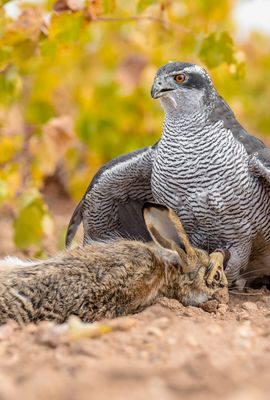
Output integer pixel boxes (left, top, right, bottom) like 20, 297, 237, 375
152, 113, 270, 279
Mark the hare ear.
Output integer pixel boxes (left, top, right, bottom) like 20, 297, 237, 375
143, 203, 196, 260
143, 203, 182, 250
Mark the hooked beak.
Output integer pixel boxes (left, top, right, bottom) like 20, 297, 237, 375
151, 80, 174, 99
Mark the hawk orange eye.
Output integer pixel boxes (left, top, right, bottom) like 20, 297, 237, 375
174, 74, 185, 83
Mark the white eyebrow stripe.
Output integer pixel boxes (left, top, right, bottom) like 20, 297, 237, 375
182, 65, 205, 74
159, 66, 205, 79
159, 70, 185, 79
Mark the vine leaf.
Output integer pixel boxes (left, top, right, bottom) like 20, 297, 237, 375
137, 0, 157, 13
199, 31, 234, 68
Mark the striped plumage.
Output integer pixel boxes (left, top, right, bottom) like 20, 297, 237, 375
66, 62, 270, 286
152, 111, 270, 283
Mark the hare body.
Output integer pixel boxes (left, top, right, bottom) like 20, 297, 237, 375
0, 241, 164, 324
0, 205, 227, 325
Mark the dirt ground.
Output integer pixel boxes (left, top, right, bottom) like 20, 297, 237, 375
1, 195, 270, 400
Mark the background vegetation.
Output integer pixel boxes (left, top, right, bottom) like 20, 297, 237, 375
1, 0, 270, 250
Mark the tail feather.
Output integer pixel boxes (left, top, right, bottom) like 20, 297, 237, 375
65, 200, 83, 247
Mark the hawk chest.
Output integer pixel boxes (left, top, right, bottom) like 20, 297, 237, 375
151, 131, 252, 221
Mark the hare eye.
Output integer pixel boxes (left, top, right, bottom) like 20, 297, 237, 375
213, 270, 221, 283
174, 74, 185, 83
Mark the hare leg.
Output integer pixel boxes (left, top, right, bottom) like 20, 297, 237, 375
206, 251, 228, 287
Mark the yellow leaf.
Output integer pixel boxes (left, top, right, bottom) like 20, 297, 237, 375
86, 0, 103, 19
67, 316, 112, 340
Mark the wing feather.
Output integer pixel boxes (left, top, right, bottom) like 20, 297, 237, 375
210, 94, 265, 154
65, 145, 156, 246
210, 94, 270, 185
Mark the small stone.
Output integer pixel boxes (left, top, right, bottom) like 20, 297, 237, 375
255, 301, 264, 309
200, 299, 219, 313
217, 304, 228, 315
183, 306, 204, 317
157, 297, 184, 312
213, 287, 229, 304
236, 311, 250, 321
146, 326, 163, 338
263, 296, 270, 304
241, 301, 258, 312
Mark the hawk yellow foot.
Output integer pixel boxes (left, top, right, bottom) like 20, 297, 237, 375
206, 251, 228, 287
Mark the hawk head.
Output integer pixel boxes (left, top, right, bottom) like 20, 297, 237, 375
151, 62, 216, 117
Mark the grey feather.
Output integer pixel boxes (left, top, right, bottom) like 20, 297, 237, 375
65, 199, 83, 247
66, 146, 156, 244
210, 94, 265, 154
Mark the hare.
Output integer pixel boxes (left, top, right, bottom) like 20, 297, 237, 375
0, 204, 227, 325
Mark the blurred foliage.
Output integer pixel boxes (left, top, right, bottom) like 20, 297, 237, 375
0, 0, 270, 249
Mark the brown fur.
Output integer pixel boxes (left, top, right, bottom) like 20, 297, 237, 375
0, 205, 226, 325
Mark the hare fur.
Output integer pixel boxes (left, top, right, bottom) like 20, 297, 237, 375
0, 205, 227, 325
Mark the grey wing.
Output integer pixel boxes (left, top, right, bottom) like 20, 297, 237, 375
211, 94, 265, 154
65, 145, 156, 246
211, 94, 270, 184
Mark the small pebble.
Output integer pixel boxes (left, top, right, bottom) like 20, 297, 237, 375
213, 287, 229, 304
158, 297, 184, 312
236, 311, 249, 321
218, 304, 228, 315
241, 302, 258, 312
183, 306, 204, 317
262, 296, 270, 304
146, 326, 163, 338
200, 299, 219, 313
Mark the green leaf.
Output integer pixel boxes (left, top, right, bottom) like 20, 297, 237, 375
0, 65, 22, 104
12, 40, 37, 68
0, 180, 8, 204
230, 61, 246, 80
49, 13, 84, 44
13, 190, 50, 249
102, 0, 116, 13
197, 0, 221, 14
0, 46, 12, 70
137, 0, 156, 13
76, 113, 95, 144
26, 100, 55, 124
199, 31, 234, 68
40, 39, 58, 59
0, 0, 13, 5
